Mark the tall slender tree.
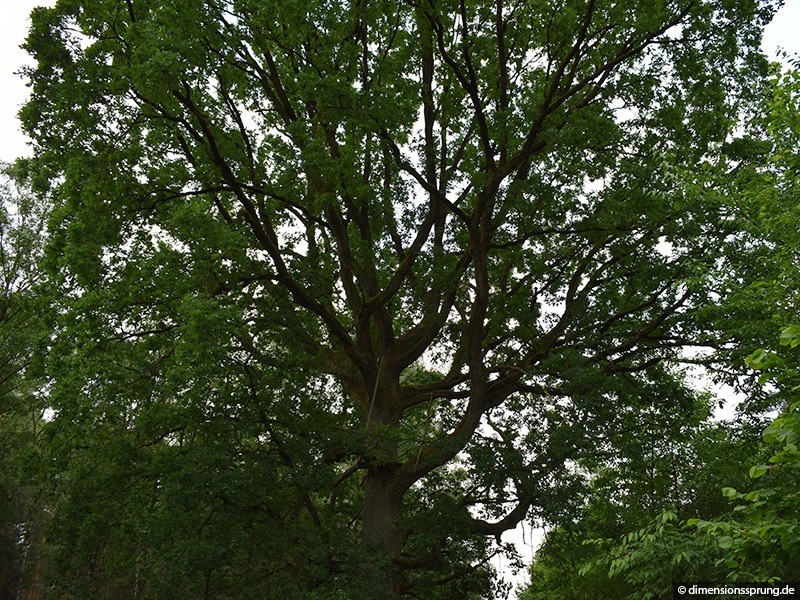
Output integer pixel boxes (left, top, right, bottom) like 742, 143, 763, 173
21, 0, 777, 596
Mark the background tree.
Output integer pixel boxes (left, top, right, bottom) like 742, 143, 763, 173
522, 66, 800, 599
0, 165, 48, 600
20, 0, 778, 596
519, 405, 763, 600
566, 336, 800, 599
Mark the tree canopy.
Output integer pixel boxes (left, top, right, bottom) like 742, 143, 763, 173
15, 0, 782, 597
520, 64, 800, 599
0, 165, 49, 600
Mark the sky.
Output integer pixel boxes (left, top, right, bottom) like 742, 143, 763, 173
1, 0, 55, 164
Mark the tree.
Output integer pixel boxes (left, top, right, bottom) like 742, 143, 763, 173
686, 67, 800, 580
20, 0, 778, 596
518, 408, 764, 599
0, 165, 48, 600
568, 331, 800, 598
525, 66, 800, 599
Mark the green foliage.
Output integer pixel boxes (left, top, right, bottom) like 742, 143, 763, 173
536, 330, 800, 598
520, 408, 760, 600
0, 166, 49, 599
13, 0, 785, 597
684, 327, 800, 581
523, 66, 800, 599
591, 388, 800, 594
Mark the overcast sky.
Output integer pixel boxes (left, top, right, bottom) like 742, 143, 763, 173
1, 0, 799, 164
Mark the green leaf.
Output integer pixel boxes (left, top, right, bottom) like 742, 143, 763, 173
722, 487, 740, 499
717, 536, 733, 549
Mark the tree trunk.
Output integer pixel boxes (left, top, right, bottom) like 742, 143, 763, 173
361, 467, 403, 599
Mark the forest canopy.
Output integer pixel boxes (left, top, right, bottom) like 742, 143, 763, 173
1, 0, 795, 598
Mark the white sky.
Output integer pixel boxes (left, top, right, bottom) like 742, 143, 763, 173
0, 1, 49, 163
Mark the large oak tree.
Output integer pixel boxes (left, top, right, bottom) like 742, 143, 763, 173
21, 0, 777, 596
